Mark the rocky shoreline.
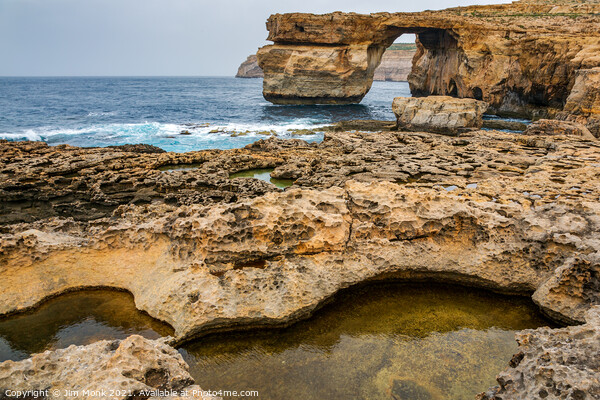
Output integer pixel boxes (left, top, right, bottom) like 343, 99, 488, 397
1, 116, 599, 397
2, 0, 600, 398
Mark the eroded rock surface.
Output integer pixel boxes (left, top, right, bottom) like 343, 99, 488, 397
0, 335, 215, 399
257, 0, 600, 133
0, 127, 599, 398
1, 130, 599, 336
478, 306, 600, 400
392, 96, 488, 135
237, 48, 416, 81
0, 140, 289, 224
524, 119, 597, 140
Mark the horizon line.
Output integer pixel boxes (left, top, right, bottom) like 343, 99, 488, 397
0, 75, 238, 78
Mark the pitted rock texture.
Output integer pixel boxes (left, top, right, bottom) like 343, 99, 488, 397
0, 140, 291, 224
257, 0, 600, 131
392, 96, 488, 135
0, 335, 215, 399
0, 129, 599, 398
1, 130, 600, 338
477, 306, 600, 400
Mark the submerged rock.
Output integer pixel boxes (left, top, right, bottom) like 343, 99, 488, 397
392, 96, 488, 135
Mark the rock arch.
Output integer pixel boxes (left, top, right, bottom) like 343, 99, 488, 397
256, 2, 600, 133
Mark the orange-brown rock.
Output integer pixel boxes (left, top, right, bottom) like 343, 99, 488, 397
257, 0, 600, 134
236, 48, 415, 82
1, 127, 600, 398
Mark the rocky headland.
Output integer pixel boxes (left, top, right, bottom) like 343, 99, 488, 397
236, 45, 416, 81
256, 0, 600, 136
235, 55, 263, 78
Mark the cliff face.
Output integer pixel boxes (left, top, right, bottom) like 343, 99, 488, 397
236, 55, 263, 78
373, 48, 414, 81
237, 48, 415, 82
256, 0, 600, 134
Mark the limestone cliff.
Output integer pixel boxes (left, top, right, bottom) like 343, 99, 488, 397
373, 46, 415, 81
236, 48, 416, 82
235, 55, 263, 78
256, 0, 600, 135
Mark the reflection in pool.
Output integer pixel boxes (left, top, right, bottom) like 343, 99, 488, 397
229, 168, 294, 189
0, 283, 555, 400
0, 290, 173, 362
180, 283, 555, 400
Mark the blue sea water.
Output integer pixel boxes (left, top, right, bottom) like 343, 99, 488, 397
0, 77, 410, 152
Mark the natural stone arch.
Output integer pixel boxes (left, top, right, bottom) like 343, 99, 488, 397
256, 3, 600, 129
256, 16, 442, 105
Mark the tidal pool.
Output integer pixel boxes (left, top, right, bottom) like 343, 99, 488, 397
180, 283, 555, 400
0, 284, 555, 400
229, 168, 294, 189
0, 290, 173, 362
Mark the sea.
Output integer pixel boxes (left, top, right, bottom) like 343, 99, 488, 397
0, 77, 411, 152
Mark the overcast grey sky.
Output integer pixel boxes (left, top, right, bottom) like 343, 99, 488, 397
0, 0, 513, 76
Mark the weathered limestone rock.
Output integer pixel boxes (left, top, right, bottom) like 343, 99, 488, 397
373, 47, 415, 81
1, 126, 600, 398
524, 119, 597, 140
0, 140, 289, 224
478, 306, 600, 399
0, 335, 215, 399
557, 67, 600, 137
257, 0, 600, 120
238, 48, 415, 81
257, 43, 384, 104
1, 130, 600, 342
235, 55, 263, 78
392, 96, 488, 134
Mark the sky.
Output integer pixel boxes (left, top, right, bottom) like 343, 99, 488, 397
0, 0, 513, 77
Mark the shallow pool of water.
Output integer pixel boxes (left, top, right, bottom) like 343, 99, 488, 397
0, 290, 173, 362
180, 283, 554, 400
0, 284, 555, 400
229, 168, 294, 189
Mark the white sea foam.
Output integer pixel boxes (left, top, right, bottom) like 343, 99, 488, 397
0, 121, 326, 151
86, 111, 120, 117
0, 130, 43, 141
181, 121, 328, 138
